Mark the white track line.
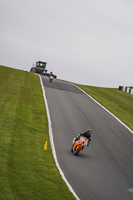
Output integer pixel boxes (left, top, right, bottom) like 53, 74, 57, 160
74, 84, 133, 135
39, 75, 80, 200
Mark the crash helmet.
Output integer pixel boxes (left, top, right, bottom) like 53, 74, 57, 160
84, 129, 92, 138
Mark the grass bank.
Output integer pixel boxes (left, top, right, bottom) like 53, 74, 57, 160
0, 65, 76, 200
75, 84, 133, 131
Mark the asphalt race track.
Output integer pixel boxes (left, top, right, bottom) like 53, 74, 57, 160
41, 75, 133, 200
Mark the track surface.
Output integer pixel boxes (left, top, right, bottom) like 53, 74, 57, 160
41, 76, 133, 200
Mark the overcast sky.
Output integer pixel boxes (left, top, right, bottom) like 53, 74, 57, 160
0, 0, 133, 87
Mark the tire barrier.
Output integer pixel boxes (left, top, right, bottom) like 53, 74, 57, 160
119, 86, 133, 95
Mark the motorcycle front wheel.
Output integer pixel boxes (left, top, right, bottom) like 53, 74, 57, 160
74, 146, 81, 156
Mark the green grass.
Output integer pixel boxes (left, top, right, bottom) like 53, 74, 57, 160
0, 65, 76, 200
1, 65, 133, 200
75, 84, 133, 131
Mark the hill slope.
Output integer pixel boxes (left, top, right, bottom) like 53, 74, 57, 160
0, 65, 132, 199
0, 65, 76, 200
75, 84, 133, 131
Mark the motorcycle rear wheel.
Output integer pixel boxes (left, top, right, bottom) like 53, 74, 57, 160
74, 146, 81, 156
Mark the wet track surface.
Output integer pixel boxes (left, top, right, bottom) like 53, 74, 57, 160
41, 76, 133, 200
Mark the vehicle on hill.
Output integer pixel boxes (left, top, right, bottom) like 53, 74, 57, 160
30, 61, 47, 74
30, 61, 57, 79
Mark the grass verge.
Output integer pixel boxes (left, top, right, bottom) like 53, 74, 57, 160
75, 84, 133, 131
0, 65, 76, 200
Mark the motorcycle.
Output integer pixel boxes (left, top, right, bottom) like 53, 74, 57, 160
49, 75, 54, 83
72, 136, 88, 156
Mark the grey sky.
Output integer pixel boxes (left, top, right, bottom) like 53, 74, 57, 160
0, 0, 133, 87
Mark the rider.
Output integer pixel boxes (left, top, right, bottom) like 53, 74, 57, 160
71, 129, 92, 152
49, 71, 53, 77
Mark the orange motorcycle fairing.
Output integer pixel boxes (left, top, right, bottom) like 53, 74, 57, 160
72, 136, 88, 156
